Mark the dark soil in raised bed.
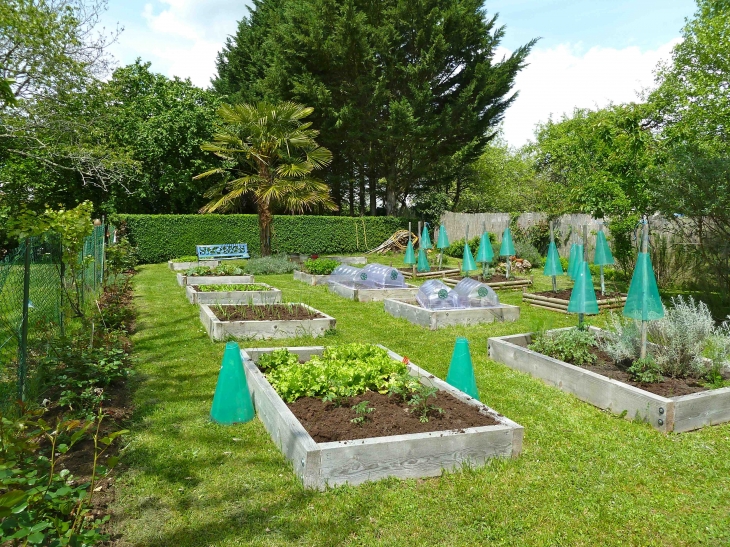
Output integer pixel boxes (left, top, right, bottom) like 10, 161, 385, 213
212, 304, 323, 321
572, 347, 709, 397
531, 289, 626, 301
287, 391, 498, 442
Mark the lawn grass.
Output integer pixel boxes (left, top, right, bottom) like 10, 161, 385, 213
112, 262, 730, 546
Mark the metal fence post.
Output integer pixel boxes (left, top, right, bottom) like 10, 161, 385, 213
18, 238, 31, 402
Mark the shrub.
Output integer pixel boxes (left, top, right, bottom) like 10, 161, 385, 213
514, 241, 543, 268
105, 238, 138, 277
628, 356, 663, 383
112, 214, 408, 264
242, 255, 296, 275
444, 235, 494, 259
302, 258, 340, 275
185, 264, 245, 276
529, 328, 598, 366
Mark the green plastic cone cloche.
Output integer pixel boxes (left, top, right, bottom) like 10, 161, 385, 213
543, 241, 564, 277
446, 337, 479, 400
436, 224, 450, 249
417, 249, 430, 272
567, 261, 599, 315
623, 252, 664, 321
476, 232, 494, 264
567, 244, 584, 280
499, 227, 515, 257
566, 244, 577, 277
403, 239, 416, 264
594, 230, 615, 266
462, 241, 477, 273
210, 342, 255, 425
420, 224, 433, 250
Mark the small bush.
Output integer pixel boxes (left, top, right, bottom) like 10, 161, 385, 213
185, 264, 245, 276
628, 356, 663, 383
105, 238, 138, 277
171, 255, 198, 262
243, 255, 296, 275
529, 328, 598, 366
302, 258, 340, 275
444, 233, 495, 259
514, 241, 543, 268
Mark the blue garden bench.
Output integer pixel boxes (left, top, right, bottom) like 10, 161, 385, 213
196, 243, 250, 260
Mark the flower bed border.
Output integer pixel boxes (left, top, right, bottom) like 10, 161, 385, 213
185, 283, 282, 305
522, 292, 626, 313
199, 303, 335, 341
241, 345, 523, 490
443, 276, 532, 290
487, 328, 730, 432
384, 299, 520, 330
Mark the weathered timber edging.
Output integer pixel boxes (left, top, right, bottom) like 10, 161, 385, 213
522, 292, 626, 313
384, 298, 520, 330
443, 276, 532, 291
200, 304, 335, 341
185, 283, 282, 305
327, 282, 419, 303
168, 260, 219, 271
177, 273, 254, 286
293, 270, 330, 286
488, 330, 730, 432
241, 345, 523, 489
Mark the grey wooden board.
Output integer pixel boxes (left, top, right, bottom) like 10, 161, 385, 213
325, 256, 367, 265
201, 304, 336, 341
186, 283, 282, 305
177, 273, 254, 286
488, 333, 673, 432
168, 260, 218, 271
673, 387, 730, 432
384, 298, 520, 330
327, 282, 419, 302
293, 270, 329, 286
240, 345, 523, 489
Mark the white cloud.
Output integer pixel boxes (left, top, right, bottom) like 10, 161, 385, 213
500, 39, 680, 147
108, 0, 252, 87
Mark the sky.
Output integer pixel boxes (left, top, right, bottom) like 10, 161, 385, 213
100, 0, 698, 147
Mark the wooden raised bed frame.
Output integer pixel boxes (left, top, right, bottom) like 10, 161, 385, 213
327, 281, 420, 303
241, 345, 523, 489
398, 268, 461, 280
522, 291, 626, 313
293, 270, 329, 286
443, 276, 532, 291
176, 273, 254, 287
199, 304, 335, 341
185, 283, 282, 305
384, 298, 520, 330
488, 329, 730, 433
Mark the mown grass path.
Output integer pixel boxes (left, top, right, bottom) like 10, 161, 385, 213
113, 263, 730, 546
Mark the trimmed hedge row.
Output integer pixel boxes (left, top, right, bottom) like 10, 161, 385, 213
113, 214, 408, 264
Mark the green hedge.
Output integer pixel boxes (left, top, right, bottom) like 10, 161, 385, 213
113, 214, 408, 264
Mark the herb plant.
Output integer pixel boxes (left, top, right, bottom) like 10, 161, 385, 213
350, 401, 374, 424
627, 356, 663, 383
302, 258, 340, 275
529, 328, 598, 366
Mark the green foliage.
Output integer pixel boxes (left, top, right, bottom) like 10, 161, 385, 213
350, 401, 374, 424
97, 278, 135, 332
0, 410, 127, 546
242, 255, 296, 275
627, 356, 663, 384
302, 258, 339, 275
514, 241, 543, 268
386, 371, 443, 423
185, 264, 245, 276
529, 328, 598, 367
113, 214, 407, 263
258, 344, 407, 403
197, 284, 270, 292
215, 0, 536, 215
512, 220, 553, 255
105, 239, 138, 278
171, 256, 199, 263
445, 236, 484, 259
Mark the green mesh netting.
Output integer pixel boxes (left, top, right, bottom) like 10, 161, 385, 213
567, 244, 584, 280
462, 242, 477, 273
567, 261, 599, 315
403, 239, 416, 264
420, 224, 432, 250
476, 232, 493, 264
437, 224, 450, 249
417, 249, 430, 272
594, 231, 615, 266
499, 227, 515, 257
543, 241, 563, 276
623, 253, 664, 321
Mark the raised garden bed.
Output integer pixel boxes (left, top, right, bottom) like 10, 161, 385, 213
384, 298, 520, 330
168, 259, 219, 271
522, 289, 627, 312
398, 267, 461, 280
443, 274, 532, 290
488, 330, 730, 432
327, 281, 419, 303
176, 273, 254, 286
200, 304, 335, 341
241, 345, 523, 489
293, 270, 330, 286
185, 283, 282, 305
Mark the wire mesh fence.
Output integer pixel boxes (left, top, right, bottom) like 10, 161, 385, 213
0, 225, 108, 410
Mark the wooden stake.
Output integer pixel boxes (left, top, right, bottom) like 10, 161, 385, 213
409, 221, 415, 278
550, 221, 557, 293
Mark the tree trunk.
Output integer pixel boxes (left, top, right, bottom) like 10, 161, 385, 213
359, 168, 366, 215
385, 164, 397, 216
369, 170, 377, 216
348, 169, 354, 216
258, 202, 273, 257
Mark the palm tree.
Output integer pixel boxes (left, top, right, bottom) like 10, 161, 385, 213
194, 101, 335, 256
